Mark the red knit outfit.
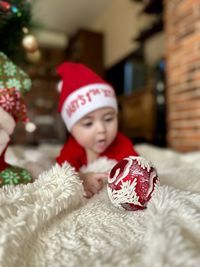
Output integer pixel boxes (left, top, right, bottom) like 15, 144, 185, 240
56, 132, 138, 171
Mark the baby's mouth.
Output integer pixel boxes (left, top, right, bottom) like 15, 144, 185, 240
96, 139, 106, 149
98, 139, 106, 144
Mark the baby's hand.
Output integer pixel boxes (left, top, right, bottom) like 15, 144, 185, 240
79, 172, 108, 198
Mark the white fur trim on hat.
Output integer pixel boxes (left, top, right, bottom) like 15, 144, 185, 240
0, 106, 16, 135
61, 83, 118, 131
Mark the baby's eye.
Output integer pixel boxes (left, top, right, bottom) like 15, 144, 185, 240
82, 121, 93, 127
104, 116, 114, 122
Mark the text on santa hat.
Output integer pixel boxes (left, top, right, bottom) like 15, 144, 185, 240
65, 88, 115, 117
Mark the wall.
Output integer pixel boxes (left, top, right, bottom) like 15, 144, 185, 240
91, 0, 161, 68
165, 0, 200, 151
144, 32, 166, 66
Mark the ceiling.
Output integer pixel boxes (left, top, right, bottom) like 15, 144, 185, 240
32, 0, 112, 35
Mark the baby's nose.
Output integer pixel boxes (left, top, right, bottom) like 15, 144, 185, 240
96, 121, 106, 133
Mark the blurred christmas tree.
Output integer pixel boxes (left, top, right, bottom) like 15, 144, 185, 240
0, 0, 31, 61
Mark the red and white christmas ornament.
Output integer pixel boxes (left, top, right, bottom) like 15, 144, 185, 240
107, 156, 159, 211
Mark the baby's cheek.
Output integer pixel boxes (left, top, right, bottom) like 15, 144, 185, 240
109, 124, 118, 142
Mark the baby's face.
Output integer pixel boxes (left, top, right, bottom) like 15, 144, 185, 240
71, 107, 118, 157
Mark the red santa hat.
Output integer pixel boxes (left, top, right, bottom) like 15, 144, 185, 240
57, 62, 118, 131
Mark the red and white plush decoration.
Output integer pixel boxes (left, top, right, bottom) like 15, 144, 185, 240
107, 156, 159, 211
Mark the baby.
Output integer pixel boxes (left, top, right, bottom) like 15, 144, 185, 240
56, 63, 138, 197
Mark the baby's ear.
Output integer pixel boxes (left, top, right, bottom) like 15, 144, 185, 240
0, 107, 16, 135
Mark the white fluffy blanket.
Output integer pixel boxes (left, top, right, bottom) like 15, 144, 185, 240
1, 144, 200, 267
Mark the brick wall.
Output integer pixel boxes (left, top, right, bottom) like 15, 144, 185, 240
165, 0, 200, 151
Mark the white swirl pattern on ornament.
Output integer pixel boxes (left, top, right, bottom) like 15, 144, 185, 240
146, 170, 157, 197
108, 157, 132, 185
